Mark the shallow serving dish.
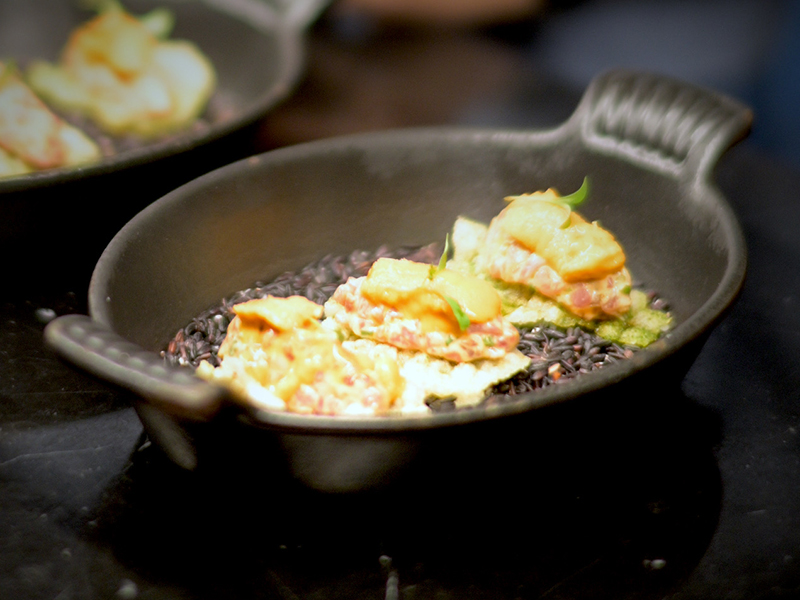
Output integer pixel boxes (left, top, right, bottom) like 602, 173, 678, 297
45, 69, 751, 492
0, 0, 327, 286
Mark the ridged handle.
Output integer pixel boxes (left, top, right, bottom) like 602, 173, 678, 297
571, 69, 753, 180
44, 314, 227, 421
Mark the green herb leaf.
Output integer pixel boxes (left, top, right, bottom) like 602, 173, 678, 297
560, 176, 590, 209
429, 234, 452, 280
443, 295, 471, 331
439, 234, 451, 271
504, 176, 590, 224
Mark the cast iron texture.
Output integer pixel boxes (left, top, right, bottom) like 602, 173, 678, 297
45, 69, 752, 492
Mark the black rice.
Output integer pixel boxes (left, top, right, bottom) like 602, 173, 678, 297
482, 325, 635, 408
162, 244, 441, 370
162, 244, 644, 412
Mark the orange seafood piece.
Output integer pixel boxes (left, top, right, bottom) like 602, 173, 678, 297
217, 296, 404, 416
477, 188, 633, 320
499, 189, 625, 283
325, 258, 520, 362
360, 257, 502, 335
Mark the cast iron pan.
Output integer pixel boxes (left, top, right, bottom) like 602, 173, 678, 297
0, 0, 327, 288
45, 70, 751, 492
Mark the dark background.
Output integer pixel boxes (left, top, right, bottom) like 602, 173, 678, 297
267, 0, 800, 171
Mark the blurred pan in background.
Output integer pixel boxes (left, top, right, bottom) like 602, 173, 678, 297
0, 0, 329, 290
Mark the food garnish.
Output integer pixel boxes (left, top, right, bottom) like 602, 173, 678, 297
428, 234, 471, 331
449, 181, 672, 345
196, 296, 406, 416
443, 296, 471, 331
506, 176, 590, 229
428, 233, 451, 279
198, 257, 532, 414
321, 257, 531, 408
326, 257, 514, 360
197, 289, 530, 414
450, 181, 632, 321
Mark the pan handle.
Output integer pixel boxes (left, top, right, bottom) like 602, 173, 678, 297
569, 69, 753, 182
44, 314, 227, 421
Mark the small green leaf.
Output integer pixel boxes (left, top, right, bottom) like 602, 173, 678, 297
443, 295, 471, 331
560, 176, 590, 209
429, 234, 452, 280
439, 234, 451, 272
560, 215, 572, 229
505, 176, 590, 219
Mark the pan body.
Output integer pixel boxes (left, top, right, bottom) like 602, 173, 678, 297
0, 0, 307, 289
85, 124, 746, 490
92, 129, 739, 357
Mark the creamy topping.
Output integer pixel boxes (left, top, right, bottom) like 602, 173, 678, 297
218, 296, 403, 414
360, 258, 502, 335
232, 295, 323, 332
499, 189, 626, 282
